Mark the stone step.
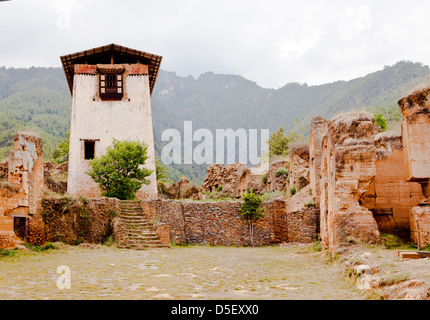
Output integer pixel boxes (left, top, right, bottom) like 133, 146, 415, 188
128, 238, 163, 244
126, 228, 157, 233
120, 208, 144, 212
119, 215, 150, 221
127, 233, 157, 240
121, 220, 152, 226
126, 226, 157, 233
118, 200, 169, 250
119, 213, 147, 219
126, 243, 171, 250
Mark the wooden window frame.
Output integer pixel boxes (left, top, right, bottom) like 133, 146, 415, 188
99, 72, 124, 100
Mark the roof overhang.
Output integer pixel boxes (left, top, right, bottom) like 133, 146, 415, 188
60, 43, 162, 96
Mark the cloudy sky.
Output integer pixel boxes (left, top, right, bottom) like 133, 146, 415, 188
1, 0, 430, 88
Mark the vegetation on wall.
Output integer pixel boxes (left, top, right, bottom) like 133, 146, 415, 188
87, 139, 153, 200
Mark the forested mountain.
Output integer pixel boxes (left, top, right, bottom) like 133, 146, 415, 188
0, 61, 429, 183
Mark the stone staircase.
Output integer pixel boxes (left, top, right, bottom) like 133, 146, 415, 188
118, 200, 169, 249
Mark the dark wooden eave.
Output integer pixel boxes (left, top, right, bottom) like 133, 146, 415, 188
60, 43, 162, 96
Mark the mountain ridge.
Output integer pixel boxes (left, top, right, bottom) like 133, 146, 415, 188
0, 60, 429, 182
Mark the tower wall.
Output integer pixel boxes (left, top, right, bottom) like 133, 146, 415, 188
67, 64, 157, 199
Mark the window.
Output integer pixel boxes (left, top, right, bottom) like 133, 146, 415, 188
84, 140, 95, 160
99, 72, 123, 100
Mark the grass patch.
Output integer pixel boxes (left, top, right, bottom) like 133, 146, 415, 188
261, 190, 284, 201
380, 234, 403, 249
289, 185, 296, 197
378, 272, 411, 287
0, 248, 19, 257
275, 167, 289, 178
307, 241, 322, 252
25, 242, 57, 252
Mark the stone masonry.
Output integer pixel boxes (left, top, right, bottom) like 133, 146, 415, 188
0, 133, 44, 248
398, 88, 430, 248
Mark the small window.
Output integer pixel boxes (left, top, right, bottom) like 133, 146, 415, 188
84, 140, 95, 160
99, 72, 123, 100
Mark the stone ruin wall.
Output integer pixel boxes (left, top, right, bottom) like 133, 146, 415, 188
311, 86, 430, 251
0, 133, 44, 248
398, 88, 430, 248
141, 198, 318, 246
288, 144, 310, 193
365, 132, 424, 239
318, 112, 381, 250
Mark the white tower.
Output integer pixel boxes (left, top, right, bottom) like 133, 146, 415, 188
61, 44, 162, 199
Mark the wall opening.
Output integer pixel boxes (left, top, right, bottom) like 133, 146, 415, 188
84, 140, 95, 160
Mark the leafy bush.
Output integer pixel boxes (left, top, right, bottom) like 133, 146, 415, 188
374, 113, 388, 132
275, 167, 289, 177
25, 242, 57, 252
87, 139, 153, 200
380, 233, 403, 249
289, 185, 296, 197
308, 241, 322, 252
262, 173, 267, 184
0, 248, 18, 257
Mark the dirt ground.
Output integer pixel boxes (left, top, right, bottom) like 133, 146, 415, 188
0, 243, 367, 300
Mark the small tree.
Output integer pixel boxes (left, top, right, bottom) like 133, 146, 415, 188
241, 189, 265, 247
155, 159, 171, 184
374, 113, 388, 132
268, 122, 305, 159
87, 139, 153, 200
52, 130, 70, 164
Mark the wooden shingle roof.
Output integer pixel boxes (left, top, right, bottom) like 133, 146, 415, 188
60, 43, 162, 96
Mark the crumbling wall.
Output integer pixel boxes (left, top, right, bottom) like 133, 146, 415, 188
363, 131, 424, 239
398, 88, 430, 247
309, 117, 328, 206
285, 185, 319, 243
289, 144, 310, 193
260, 160, 289, 194
44, 162, 68, 195
41, 196, 120, 245
158, 177, 203, 200
202, 163, 251, 198
0, 133, 44, 248
319, 112, 380, 250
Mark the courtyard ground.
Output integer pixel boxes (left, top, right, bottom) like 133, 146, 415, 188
0, 243, 366, 300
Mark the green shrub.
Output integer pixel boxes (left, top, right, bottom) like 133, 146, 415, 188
308, 241, 322, 252
262, 173, 267, 184
380, 233, 403, 249
25, 242, 57, 252
374, 113, 388, 132
423, 244, 430, 251
275, 167, 289, 178
87, 139, 153, 200
289, 185, 296, 197
0, 248, 18, 257
216, 185, 223, 192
